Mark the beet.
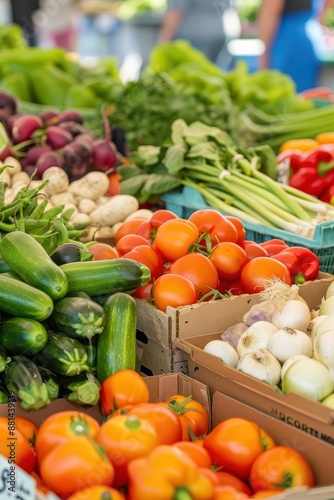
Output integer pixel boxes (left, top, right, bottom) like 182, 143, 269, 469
58, 110, 84, 125
24, 144, 53, 165
0, 91, 17, 116
36, 150, 62, 177
45, 126, 73, 149
39, 110, 59, 124
92, 139, 117, 172
58, 121, 87, 137
11, 115, 43, 144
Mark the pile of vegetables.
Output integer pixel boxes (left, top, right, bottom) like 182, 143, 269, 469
0, 231, 151, 410
0, 368, 316, 499
118, 119, 334, 238
204, 279, 334, 408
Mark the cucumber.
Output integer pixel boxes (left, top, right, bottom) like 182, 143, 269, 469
0, 274, 53, 321
50, 296, 105, 339
0, 231, 69, 300
38, 332, 90, 376
60, 258, 151, 297
0, 317, 48, 355
97, 292, 137, 383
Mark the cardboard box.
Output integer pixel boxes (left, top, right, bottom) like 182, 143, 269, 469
211, 392, 334, 490
136, 334, 188, 376
175, 279, 334, 446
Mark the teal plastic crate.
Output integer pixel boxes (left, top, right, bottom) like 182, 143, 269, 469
162, 187, 334, 274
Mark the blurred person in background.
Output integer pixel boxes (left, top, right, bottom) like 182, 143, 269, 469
158, 0, 231, 64
32, 0, 78, 50
257, 0, 321, 92
9, 0, 40, 46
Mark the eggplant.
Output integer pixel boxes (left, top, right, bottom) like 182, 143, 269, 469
50, 242, 93, 265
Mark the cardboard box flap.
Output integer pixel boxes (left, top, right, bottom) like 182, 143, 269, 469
271, 488, 334, 500
135, 299, 172, 350
178, 336, 334, 425
211, 392, 334, 486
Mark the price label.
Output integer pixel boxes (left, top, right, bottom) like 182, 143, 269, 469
0, 454, 36, 500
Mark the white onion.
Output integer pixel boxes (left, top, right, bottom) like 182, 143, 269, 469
325, 280, 334, 299
204, 340, 239, 368
322, 393, 334, 409
268, 327, 313, 364
271, 300, 311, 331
281, 354, 310, 381
313, 329, 334, 371
237, 348, 281, 385
319, 296, 334, 316
237, 321, 277, 358
313, 313, 334, 338
282, 357, 334, 402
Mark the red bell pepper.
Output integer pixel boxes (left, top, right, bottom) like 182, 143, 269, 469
258, 239, 289, 256
273, 246, 320, 284
288, 167, 328, 197
297, 145, 334, 170
320, 183, 334, 204
276, 149, 303, 173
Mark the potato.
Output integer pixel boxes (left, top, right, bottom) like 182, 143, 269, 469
11, 171, 31, 187
95, 196, 110, 206
89, 195, 139, 226
69, 172, 110, 201
63, 203, 79, 219
50, 192, 76, 206
109, 222, 123, 237
3, 156, 22, 176
0, 168, 12, 187
78, 198, 97, 214
10, 182, 27, 198
69, 213, 91, 224
42, 167, 69, 196
4, 188, 13, 204
85, 225, 115, 241
124, 208, 154, 221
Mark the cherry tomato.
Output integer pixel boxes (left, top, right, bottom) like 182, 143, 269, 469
170, 253, 219, 298
39, 436, 114, 498
122, 245, 164, 280
67, 485, 125, 500
95, 414, 158, 487
115, 218, 147, 243
35, 411, 101, 464
203, 417, 275, 480
243, 241, 269, 260
215, 471, 252, 496
173, 441, 212, 468
240, 256, 291, 294
153, 219, 199, 262
164, 394, 210, 440
116, 234, 151, 256
209, 242, 248, 280
249, 446, 315, 493
88, 243, 120, 260
150, 209, 179, 228
100, 369, 150, 416
225, 216, 246, 246
127, 403, 182, 445
152, 273, 198, 311
188, 209, 238, 247
0, 416, 36, 473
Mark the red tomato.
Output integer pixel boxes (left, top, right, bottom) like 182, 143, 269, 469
100, 369, 150, 416
249, 446, 315, 493
89, 243, 120, 260
188, 209, 238, 247
164, 394, 210, 441
116, 234, 151, 256
240, 256, 291, 294
243, 241, 269, 260
127, 403, 183, 445
153, 219, 199, 262
225, 216, 246, 246
170, 253, 219, 298
136, 220, 154, 240
122, 245, 164, 280
131, 282, 153, 300
215, 471, 252, 496
150, 209, 179, 228
0, 416, 36, 473
218, 278, 245, 296
209, 242, 249, 280
258, 239, 289, 257
203, 417, 275, 481
152, 273, 198, 311
115, 218, 147, 243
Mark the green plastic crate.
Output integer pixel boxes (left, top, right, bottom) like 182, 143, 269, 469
162, 187, 334, 274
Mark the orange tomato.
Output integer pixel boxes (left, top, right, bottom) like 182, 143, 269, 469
116, 234, 151, 256
107, 171, 122, 196
88, 243, 120, 260
209, 242, 249, 281
34, 411, 100, 464
152, 273, 198, 311
203, 418, 275, 481
126, 403, 182, 445
173, 441, 212, 468
67, 485, 125, 500
165, 394, 210, 440
225, 216, 246, 247
115, 218, 148, 243
100, 369, 150, 417
170, 253, 219, 298
249, 446, 315, 493
240, 256, 291, 294
0, 416, 36, 473
213, 485, 250, 500
251, 491, 284, 498
188, 209, 239, 247
15, 416, 38, 447
215, 471, 252, 496
39, 436, 114, 498
95, 414, 158, 487
153, 219, 199, 262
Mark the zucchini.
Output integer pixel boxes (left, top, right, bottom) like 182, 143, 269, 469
0, 274, 53, 321
38, 332, 90, 376
0, 317, 48, 355
3, 355, 50, 410
49, 296, 104, 339
97, 292, 137, 383
0, 258, 11, 273
36, 366, 60, 401
0, 345, 11, 373
60, 258, 151, 296
60, 372, 100, 406
0, 231, 69, 300
50, 242, 93, 265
